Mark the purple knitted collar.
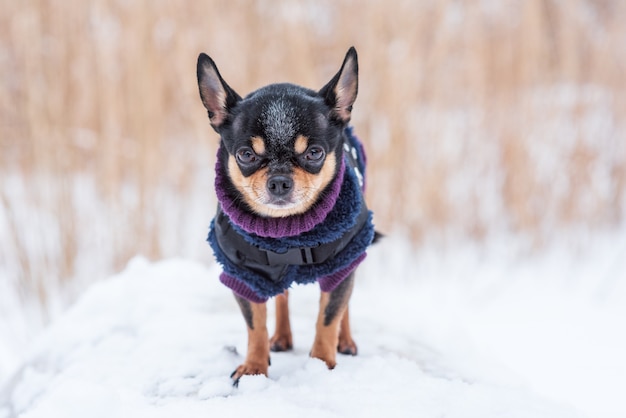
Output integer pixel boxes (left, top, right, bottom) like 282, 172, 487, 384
214, 148, 346, 238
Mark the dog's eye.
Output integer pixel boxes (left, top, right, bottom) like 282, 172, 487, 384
305, 146, 325, 162
236, 148, 257, 164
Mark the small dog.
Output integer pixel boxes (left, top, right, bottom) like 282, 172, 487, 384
197, 47, 376, 384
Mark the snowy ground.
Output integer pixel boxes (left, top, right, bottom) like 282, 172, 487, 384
1, 232, 625, 418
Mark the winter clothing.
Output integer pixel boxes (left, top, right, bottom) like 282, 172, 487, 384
207, 127, 374, 302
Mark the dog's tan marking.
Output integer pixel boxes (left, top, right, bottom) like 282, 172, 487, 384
337, 307, 358, 355
251, 136, 266, 156
227, 155, 269, 213
311, 273, 355, 368
227, 155, 246, 187
310, 291, 345, 369
231, 301, 270, 382
294, 135, 309, 154
290, 150, 336, 207
228, 153, 337, 218
270, 291, 293, 352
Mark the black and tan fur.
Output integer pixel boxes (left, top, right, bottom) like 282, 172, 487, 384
197, 48, 362, 384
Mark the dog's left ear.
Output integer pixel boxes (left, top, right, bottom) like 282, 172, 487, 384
319, 47, 358, 124
197, 53, 241, 131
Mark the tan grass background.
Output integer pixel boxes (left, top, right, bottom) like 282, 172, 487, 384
1, 0, 626, 311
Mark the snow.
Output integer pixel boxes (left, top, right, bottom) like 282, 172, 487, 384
2, 234, 625, 417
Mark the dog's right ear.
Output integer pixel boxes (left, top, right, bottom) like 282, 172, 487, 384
197, 53, 241, 131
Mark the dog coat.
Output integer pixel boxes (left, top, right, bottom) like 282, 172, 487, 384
207, 127, 375, 303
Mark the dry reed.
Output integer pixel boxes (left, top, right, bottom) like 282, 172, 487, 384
1, 0, 625, 312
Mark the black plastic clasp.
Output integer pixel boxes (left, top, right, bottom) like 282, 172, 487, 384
265, 246, 315, 266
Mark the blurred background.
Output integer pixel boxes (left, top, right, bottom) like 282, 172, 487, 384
1, 0, 626, 383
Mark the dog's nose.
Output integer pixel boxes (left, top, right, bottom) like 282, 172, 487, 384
267, 175, 293, 197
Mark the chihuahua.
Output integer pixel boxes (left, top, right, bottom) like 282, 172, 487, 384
197, 47, 376, 385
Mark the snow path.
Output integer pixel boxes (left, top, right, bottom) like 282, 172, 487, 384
0, 256, 590, 418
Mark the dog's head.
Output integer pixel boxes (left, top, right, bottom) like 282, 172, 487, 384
197, 48, 358, 218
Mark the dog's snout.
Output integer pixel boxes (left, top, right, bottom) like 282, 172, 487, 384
267, 175, 293, 197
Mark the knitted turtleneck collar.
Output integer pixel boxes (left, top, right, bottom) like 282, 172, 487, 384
214, 149, 346, 239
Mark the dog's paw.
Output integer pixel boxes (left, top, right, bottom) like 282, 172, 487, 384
230, 361, 269, 387
337, 337, 358, 356
310, 344, 337, 369
269, 333, 293, 352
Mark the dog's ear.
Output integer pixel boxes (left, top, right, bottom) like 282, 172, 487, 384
197, 53, 241, 131
319, 47, 358, 124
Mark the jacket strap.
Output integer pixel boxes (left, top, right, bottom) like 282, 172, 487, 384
214, 201, 369, 267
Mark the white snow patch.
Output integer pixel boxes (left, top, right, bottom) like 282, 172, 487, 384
4, 250, 620, 417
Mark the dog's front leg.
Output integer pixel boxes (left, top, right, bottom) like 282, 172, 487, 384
231, 295, 270, 384
270, 290, 293, 352
337, 305, 358, 355
310, 272, 355, 369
